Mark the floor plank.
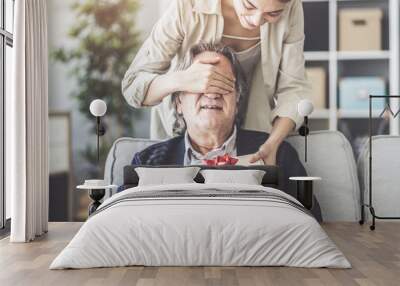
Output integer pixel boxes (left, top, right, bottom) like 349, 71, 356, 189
0, 222, 399, 286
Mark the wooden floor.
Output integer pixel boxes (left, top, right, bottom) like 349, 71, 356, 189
0, 222, 399, 286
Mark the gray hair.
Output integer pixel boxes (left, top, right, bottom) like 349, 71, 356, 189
172, 42, 249, 135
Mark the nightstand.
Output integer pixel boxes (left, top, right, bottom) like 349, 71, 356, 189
77, 180, 118, 215
289, 177, 321, 210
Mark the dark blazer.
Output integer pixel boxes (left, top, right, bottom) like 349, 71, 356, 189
132, 129, 322, 221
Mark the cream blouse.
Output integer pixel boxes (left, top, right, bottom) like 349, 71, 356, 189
232, 40, 261, 86
122, 0, 311, 139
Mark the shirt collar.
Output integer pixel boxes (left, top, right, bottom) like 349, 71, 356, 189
192, 0, 222, 15
184, 126, 237, 163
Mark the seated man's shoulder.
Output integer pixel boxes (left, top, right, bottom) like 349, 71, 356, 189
238, 129, 297, 153
237, 129, 269, 142
132, 136, 184, 165
144, 136, 182, 152
236, 129, 270, 155
279, 140, 299, 157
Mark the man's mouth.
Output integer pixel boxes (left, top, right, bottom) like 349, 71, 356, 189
200, 105, 223, 111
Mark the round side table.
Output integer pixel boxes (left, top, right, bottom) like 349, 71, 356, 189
289, 177, 321, 210
77, 184, 118, 216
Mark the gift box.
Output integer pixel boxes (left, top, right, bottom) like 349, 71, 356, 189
339, 77, 386, 110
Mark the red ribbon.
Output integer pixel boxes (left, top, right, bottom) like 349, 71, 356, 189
203, 154, 239, 166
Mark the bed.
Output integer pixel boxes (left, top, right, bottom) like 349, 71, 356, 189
50, 165, 350, 269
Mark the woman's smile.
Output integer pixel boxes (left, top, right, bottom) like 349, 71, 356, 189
233, 0, 287, 27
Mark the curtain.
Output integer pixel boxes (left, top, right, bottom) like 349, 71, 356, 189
7, 0, 49, 242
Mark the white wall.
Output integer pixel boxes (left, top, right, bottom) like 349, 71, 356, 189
47, 0, 164, 185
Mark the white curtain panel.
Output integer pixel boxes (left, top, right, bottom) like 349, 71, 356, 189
7, 0, 49, 242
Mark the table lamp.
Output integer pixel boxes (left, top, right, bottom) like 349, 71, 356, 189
290, 99, 319, 211
89, 99, 107, 163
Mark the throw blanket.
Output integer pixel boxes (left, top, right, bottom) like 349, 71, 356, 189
50, 183, 350, 269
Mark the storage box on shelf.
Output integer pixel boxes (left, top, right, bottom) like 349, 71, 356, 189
339, 77, 386, 111
306, 67, 327, 110
339, 8, 383, 51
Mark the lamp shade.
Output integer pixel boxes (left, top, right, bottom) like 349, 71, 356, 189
89, 99, 107, 117
298, 99, 314, 117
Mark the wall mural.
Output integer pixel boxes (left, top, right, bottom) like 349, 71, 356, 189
52, 0, 144, 178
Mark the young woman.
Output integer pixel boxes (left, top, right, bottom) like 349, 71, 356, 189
122, 0, 310, 165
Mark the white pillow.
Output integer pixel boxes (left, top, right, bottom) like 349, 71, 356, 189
200, 169, 266, 185
136, 167, 200, 186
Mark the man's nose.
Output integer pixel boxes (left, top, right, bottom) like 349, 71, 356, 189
203, 93, 222, 99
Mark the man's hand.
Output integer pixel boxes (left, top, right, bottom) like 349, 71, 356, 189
249, 141, 278, 165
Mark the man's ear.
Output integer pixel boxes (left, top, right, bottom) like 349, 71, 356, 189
235, 101, 238, 116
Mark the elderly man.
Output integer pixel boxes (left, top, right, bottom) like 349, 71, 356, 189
131, 43, 321, 220
133, 42, 300, 167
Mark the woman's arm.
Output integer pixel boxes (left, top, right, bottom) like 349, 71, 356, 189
121, 0, 185, 108
270, 0, 310, 130
142, 72, 184, 106
122, 0, 234, 108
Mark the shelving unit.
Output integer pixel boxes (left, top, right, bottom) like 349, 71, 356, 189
303, 0, 400, 151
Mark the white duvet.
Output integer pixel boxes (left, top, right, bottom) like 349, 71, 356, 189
50, 183, 350, 269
